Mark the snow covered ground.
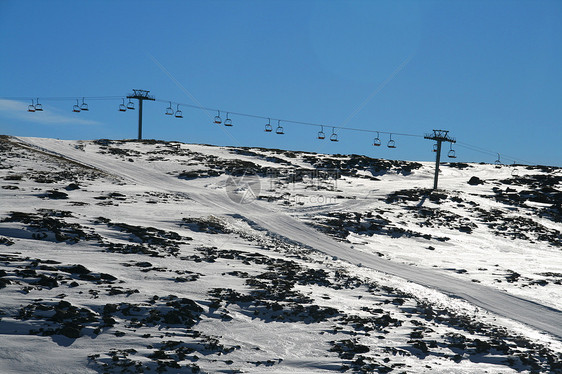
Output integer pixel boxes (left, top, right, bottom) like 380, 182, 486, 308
0, 135, 560, 373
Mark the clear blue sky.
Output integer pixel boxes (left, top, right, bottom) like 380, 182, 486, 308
1, 0, 560, 166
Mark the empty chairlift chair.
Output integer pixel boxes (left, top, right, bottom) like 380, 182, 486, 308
34, 98, 43, 112
214, 111, 222, 124
119, 99, 127, 112
224, 113, 232, 126
387, 134, 396, 148
330, 127, 338, 142
175, 105, 183, 118
80, 98, 88, 111
511, 163, 519, 177
276, 120, 284, 134
318, 126, 326, 139
447, 143, 456, 159
265, 118, 273, 132
373, 132, 381, 146
126, 99, 135, 110
165, 102, 174, 115
73, 99, 81, 112
27, 99, 36, 112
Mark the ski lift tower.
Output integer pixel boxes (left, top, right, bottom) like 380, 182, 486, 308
126, 89, 155, 140
424, 129, 456, 190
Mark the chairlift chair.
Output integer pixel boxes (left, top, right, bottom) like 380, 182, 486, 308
174, 105, 183, 118
34, 98, 43, 112
165, 102, 174, 115
447, 143, 456, 158
433, 143, 438, 152
119, 98, 127, 112
276, 120, 284, 134
126, 99, 135, 110
318, 126, 325, 139
330, 127, 338, 142
373, 132, 381, 146
80, 98, 88, 111
73, 99, 81, 112
214, 111, 222, 124
387, 134, 396, 148
27, 99, 36, 112
224, 113, 232, 126
265, 119, 273, 132
511, 164, 519, 176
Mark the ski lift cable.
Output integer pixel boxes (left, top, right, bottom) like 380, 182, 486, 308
156, 97, 537, 164
456, 142, 527, 163
154, 98, 424, 138
0, 96, 123, 101
5, 94, 538, 165
456, 142, 535, 165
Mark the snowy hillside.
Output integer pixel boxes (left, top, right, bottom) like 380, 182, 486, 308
0, 135, 561, 373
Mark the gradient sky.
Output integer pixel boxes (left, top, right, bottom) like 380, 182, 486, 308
1, 0, 560, 166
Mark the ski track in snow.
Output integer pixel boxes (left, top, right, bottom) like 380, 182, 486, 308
14, 136, 562, 341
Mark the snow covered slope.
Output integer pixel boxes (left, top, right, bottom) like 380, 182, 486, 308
0, 135, 560, 373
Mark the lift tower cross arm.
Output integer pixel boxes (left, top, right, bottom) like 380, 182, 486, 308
424, 130, 456, 190
126, 89, 155, 140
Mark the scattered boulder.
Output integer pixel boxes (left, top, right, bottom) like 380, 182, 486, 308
60, 324, 81, 339
65, 183, 80, 191
59, 264, 91, 275
468, 176, 484, 185
44, 190, 69, 199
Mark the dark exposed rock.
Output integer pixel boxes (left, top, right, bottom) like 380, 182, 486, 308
0, 236, 14, 246
303, 154, 422, 178
0, 278, 11, 288
309, 210, 452, 242
34, 274, 59, 288
60, 324, 81, 339
468, 176, 484, 185
1, 210, 97, 243
181, 217, 231, 235
447, 162, 471, 169
65, 183, 80, 191
43, 190, 69, 199
59, 264, 91, 275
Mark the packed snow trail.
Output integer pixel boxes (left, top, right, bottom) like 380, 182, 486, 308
197, 193, 562, 340
15, 137, 562, 340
